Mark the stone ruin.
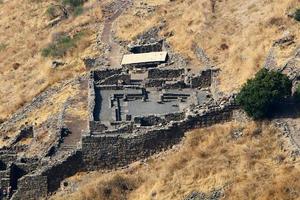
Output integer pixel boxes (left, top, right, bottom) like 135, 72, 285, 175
0, 42, 238, 199
82, 63, 236, 170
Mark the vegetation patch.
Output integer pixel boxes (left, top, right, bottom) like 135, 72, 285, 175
236, 68, 292, 119
73, 6, 84, 16
52, 122, 300, 200
46, 5, 62, 20
294, 84, 300, 103
294, 9, 300, 22
42, 32, 85, 58
0, 43, 7, 52
46, 0, 85, 19
63, 0, 85, 16
62, 0, 85, 8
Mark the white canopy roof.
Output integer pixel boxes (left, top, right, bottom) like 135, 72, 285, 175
121, 51, 168, 65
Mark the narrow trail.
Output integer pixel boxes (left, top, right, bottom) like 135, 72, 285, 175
61, 79, 88, 150
55, 1, 131, 153
101, 0, 131, 68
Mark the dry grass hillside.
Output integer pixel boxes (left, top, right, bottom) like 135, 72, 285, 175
115, 0, 300, 92
52, 122, 300, 200
0, 0, 300, 199
0, 0, 103, 121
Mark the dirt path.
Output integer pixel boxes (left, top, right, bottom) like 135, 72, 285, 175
101, 0, 131, 68
61, 79, 88, 150
56, 1, 132, 152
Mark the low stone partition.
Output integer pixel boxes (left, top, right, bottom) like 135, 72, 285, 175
165, 112, 185, 122
0, 167, 11, 189
88, 75, 96, 122
148, 68, 185, 79
99, 123, 134, 135
93, 68, 122, 82
89, 121, 108, 133
98, 73, 131, 85
145, 79, 165, 87
163, 80, 186, 89
190, 69, 212, 88
178, 105, 235, 131
134, 115, 166, 126
0, 153, 18, 165
128, 40, 164, 53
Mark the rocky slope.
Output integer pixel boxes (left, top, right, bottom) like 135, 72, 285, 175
0, 0, 299, 199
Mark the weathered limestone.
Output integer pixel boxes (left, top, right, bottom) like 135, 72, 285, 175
128, 40, 164, 53
11, 175, 47, 200
190, 69, 212, 88
82, 65, 237, 170
148, 68, 185, 79
0, 44, 238, 199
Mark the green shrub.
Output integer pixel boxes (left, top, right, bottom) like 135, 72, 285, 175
62, 0, 84, 7
0, 43, 7, 52
61, 0, 85, 16
236, 68, 292, 119
294, 84, 300, 103
46, 5, 59, 19
42, 32, 84, 57
294, 9, 300, 22
74, 5, 83, 16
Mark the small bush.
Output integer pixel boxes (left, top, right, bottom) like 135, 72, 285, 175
0, 43, 7, 52
236, 68, 292, 119
42, 32, 84, 57
46, 5, 61, 19
46, 6, 55, 19
62, 0, 85, 16
294, 9, 300, 22
62, 0, 84, 7
74, 5, 83, 16
294, 84, 300, 103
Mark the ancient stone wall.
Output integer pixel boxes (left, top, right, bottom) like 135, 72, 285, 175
40, 150, 84, 193
82, 125, 184, 170
163, 80, 186, 89
128, 41, 163, 53
0, 150, 17, 165
190, 70, 212, 88
89, 121, 108, 133
11, 175, 47, 200
134, 115, 165, 126
0, 168, 10, 188
148, 68, 185, 79
145, 79, 165, 87
82, 104, 236, 171
164, 112, 185, 122
93, 68, 122, 82
99, 123, 134, 135
98, 73, 131, 85
11, 126, 34, 145
9, 150, 83, 199
88, 75, 96, 123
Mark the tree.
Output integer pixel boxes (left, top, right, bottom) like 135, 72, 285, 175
294, 9, 300, 22
294, 84, 300, 103
236, 68, 292, 119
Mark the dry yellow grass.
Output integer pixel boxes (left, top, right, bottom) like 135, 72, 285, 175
52, 122, 300, 200
0, 0, 103, 121
115, 0, 300, 93
0, 81, 77, 149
